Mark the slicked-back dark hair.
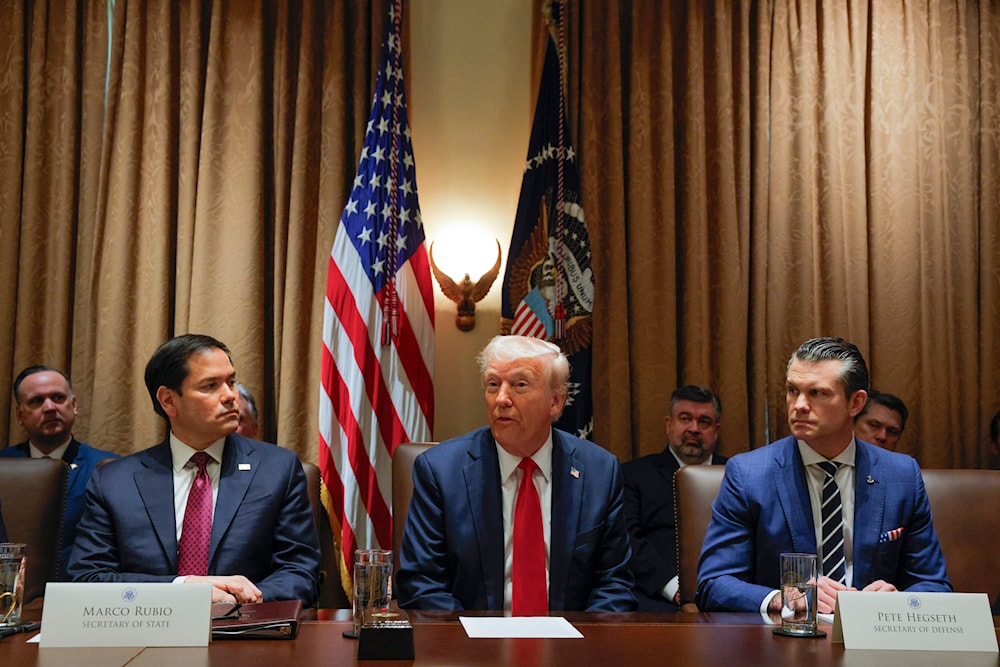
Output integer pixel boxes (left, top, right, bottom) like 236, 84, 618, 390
856, 389, 908, 431
787, 337, 870, 398
12, 366, 72, 405
144, 334, 231, 422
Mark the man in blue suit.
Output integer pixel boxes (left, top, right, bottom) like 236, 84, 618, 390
697, 337, 950, 613
68, 334, 320, 606
0, 366, 119, 580
397, 335, 636, 612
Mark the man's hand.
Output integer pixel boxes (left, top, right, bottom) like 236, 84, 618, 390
861, 579, 897, 593
185, 575, 263, 603
816, 575, 854, 614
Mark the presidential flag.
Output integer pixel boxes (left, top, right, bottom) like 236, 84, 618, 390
319, 2, 434, 596
501, 24, 594, 439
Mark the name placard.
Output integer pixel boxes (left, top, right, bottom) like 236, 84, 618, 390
40, 582, 212, 647
832, 591, 998, 652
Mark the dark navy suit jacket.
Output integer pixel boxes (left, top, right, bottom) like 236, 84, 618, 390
67, 434, 320, 605
397, 427, 636, 612
696, 436, 951, 611
0, 439, 118, 579
623, 449, 727, 610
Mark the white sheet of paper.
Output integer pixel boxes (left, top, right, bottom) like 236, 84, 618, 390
459, 616, 583, 638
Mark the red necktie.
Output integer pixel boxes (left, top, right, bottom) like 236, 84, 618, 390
177, 451, 213, 576
512, 458, 547, 615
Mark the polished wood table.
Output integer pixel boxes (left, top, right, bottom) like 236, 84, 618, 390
3, 610, 999, 666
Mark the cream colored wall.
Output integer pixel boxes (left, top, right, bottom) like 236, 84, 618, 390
410, 1, 532, 441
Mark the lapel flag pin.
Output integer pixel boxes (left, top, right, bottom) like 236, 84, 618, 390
239, 463, 251, 471
570, 467, 580, 479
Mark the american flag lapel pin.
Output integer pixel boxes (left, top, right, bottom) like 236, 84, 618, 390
570, 467, 580, 479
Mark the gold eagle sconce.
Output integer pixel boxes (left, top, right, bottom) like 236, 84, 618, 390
429, 239, 502, 331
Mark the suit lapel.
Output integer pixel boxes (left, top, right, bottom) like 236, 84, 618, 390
851, 443, 883, 586
548, 431, 582, 611
211, 436, 257, 564
656, 450, 681, 487
64, 439, 85, 499
465, 431, 504, 609
134, 441, 178, 568
772, 437, 817, 554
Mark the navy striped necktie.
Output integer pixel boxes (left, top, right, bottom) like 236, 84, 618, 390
816, 461, 847, 584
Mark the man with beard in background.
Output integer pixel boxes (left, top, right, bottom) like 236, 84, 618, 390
623, 385, 727, 610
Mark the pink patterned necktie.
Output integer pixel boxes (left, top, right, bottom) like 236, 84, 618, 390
177, 451, 214, 576
512, 458, 547, 615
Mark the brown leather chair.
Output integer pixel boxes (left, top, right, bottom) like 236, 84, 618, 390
391, 442, 436, 580
674, 464, 726, 612
921, 469, 1000, 603
299, 460, 353, 608
0, 458, 68, 606
300, 461, 321, 531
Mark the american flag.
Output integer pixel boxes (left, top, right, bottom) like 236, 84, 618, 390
501, 16, 594, 440
319, 2, 434, 595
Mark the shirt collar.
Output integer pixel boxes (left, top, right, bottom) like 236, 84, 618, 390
797, 436, 857, 468
170, 432, 227, 472
496, 432, 554, 484
668, 446, 716, 468
28, 438, 71, 460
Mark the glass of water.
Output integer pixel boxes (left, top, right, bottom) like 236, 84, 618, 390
779, 552, 818, 635
352, 548, 392, 636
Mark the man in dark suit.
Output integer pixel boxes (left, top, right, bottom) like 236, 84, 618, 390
397, 335, 636, 612
0, 366, 119, 579
853, 389, 908, 451
623, 385, 727, 611
68, 334, 320, 605
697, 337, 950, 613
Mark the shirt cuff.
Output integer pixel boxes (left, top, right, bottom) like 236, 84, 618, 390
760, 589, 780, 614
172, 576, 189, 584
662, 576, 680, 603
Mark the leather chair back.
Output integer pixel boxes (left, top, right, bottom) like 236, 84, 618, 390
674, 464, 725, 611
300, 461, 321, 531
0, 458, 67, 604
921, 469, 1000, 602
391, 442, 435, 578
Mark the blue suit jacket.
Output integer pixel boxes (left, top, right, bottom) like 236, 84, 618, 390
696, 436, 951, 611
397, 427, 636, 612
67, 434, 320, 605
0, 439, 118, 580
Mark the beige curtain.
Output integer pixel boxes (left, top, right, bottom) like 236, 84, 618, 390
2, 0, 392, 462
550, 0, 1000, 468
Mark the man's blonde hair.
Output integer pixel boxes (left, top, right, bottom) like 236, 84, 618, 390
477, 335, 569, 396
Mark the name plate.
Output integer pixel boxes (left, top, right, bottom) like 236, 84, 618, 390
831, 591, 998, 652
40, 582, 212, 647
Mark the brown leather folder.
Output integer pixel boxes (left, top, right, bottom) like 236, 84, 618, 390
211, 599, 302, 639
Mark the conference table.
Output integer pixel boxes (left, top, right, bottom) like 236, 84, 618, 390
3, 608, 999, 666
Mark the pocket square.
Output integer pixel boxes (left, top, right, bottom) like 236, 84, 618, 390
879, 527, 904, 543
